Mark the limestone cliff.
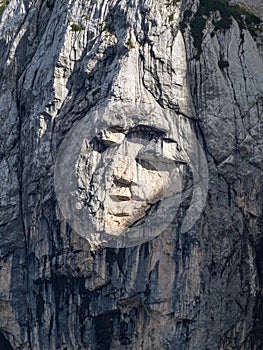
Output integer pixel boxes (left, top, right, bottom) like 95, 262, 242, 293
0, 0, 262, 349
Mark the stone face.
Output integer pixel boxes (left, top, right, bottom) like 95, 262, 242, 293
74, 124, 184, 240
0, 0, 262, 349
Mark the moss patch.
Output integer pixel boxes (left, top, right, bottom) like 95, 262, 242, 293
127, 37, 135, 49
71, 23, 85, 32
0, 0, 7, 16
169, 13, 174, 22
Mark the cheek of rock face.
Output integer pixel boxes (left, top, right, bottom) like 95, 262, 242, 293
129, 168, 165, 202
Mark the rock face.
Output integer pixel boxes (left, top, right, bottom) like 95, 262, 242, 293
231, 0, 263, 20
0, 0, 262, 349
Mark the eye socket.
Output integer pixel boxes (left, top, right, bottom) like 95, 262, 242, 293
90, 129, 126, 153
90, 126, 167, 153
90, 134, 121, 153
127, 131, 154, 141
90, 136, 110, 153
126, 125, 165, 142
136, 153, 179, 172
135, 157, 159, 170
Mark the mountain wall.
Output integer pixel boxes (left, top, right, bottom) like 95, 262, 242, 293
0, 0, 262, 349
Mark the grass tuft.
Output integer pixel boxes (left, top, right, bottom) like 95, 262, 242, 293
71, 23, 85, 32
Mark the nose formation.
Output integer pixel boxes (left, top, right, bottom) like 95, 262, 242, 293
109, 158, 135, 201
109, 184, 132, 201
109, 155, 167, 203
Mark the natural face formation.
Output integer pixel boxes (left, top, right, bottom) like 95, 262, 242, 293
0, 0, 262, 349
54, 102, 208, 248
77, 126, 183, 237
54, 106, 205, 248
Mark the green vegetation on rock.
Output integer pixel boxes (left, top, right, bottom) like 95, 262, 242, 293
180, 0, 261, 58
127, 37, 135, 49
0, 0, 7, 16
71, 23, 85, 32
169, 13, 174, 22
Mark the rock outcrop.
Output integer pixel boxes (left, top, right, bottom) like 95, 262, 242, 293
0, 0, 262, 349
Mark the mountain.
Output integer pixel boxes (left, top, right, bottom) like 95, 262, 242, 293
0, 0, 262, 349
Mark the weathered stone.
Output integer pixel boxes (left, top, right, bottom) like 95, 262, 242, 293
0, 0, 262, 349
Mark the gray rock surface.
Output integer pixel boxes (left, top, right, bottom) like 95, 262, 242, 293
0, 0, 262, 349
231, 0, 263, 20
